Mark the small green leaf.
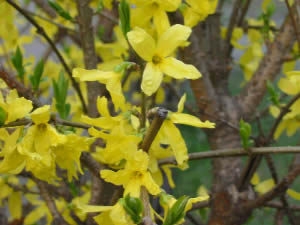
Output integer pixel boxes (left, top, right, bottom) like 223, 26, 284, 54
120, 195, 143, 224
31, 59, 44, 91
48, 0, 74, 21
240, 119, 252, 149
96, 0, 104, 13
118, 0, 131, 36
266, 80, 280, 106
11, 47, 25, 81
0, 107, 7, 126
163, 196, 189, 225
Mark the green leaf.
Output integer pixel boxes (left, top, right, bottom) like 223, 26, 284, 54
31, 59, 44, 91
0, 107, 7, 126
48, 0, 74, 21
52, 71, 70, 119
96, 0, 104, 13
163, 196, 189, 225
118, 0, 131, 36
120, 195, 143, 224
266, 80, 280, 106
11, 47, 25, 81
240, 119, 252, 149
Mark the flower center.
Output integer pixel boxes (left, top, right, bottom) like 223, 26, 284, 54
132, 171, 143, 179
38, 123, 47, 131
152, 55, 162, 64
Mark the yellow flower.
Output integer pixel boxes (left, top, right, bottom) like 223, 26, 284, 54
0, 89, 32, 124
76, 201, 135, 225
73, 68, 126, 111
19, 105, 66, 181
89, 127, 141, 165
160, 94, 215, 165
0, 129, 26, 175
101, 150, 160, 197
183, 0, 218, 27
131, 0, 181, 35
127, 24, 201, 96
53, 134, 94, 181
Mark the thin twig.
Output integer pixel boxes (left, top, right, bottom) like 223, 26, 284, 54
23, 8, 76, 33
265, 201, 300, 211
6, 0, 87, 113
159, 146, 300, 165
34, 178, 70, 225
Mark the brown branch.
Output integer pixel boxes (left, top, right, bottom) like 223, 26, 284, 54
158, 146, 300, 166
265, 201, 300, 211
224, 0, 243, 57
34, 178, 70, 225
264, 155, 296, 225
284, 0, 300, 48
33, 0, 56, 18
238, 11, 297, 119
140, 107, 168, 152
243, 165, 300, 210
6, 0, 87, 113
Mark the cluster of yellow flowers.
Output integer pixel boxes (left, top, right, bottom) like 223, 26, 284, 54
0, 0, 218, 224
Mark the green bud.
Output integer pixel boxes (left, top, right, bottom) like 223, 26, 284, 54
48, 1, 74, 21
120, 195, 143, 224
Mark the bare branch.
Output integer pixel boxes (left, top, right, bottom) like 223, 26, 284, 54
238, 12, 297, 119
158, 146, 300, 166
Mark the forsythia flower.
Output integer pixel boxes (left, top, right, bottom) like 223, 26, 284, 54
73, 68, 126, 111
19, 105, 66, 181
183, 0, 218, 27
101, 150, 161, 197
127, 24, 201, 96
0, 89, 32, 125
160, 94, 215, 165
76, 201, 135, 225
131, 0, 181, 35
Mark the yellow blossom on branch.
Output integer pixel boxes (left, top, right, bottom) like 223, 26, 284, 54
127, 24, 201, 96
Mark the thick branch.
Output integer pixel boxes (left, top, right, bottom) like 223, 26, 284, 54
238, 13, 297, 119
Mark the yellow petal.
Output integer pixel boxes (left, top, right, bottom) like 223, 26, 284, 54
161, 57, 201, 79
97, 96, 110, 117
156, 24, 191, 57
161, 120, 188, 165
142, 172, 161, 196
255, 179, 275, 194
159, 0, 181, 11
9, 191, 22, 219
31, 105, 51, 124
101, 170, 129, 186
177, 94, 186, 113
141, 63, 163, 96
153, 9, 170, 36
250, 173, 260, 185
24, 205, 46, 225
162, 166, 175, 188
170, 112, 215, 128
183, 6, 202, 28
125, 179, 142, 197
287, 189, 300, 200
185, 196, 209, 212
127, 27, 156, 61
106, 76, 126, 111
73, 68, 114, 83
